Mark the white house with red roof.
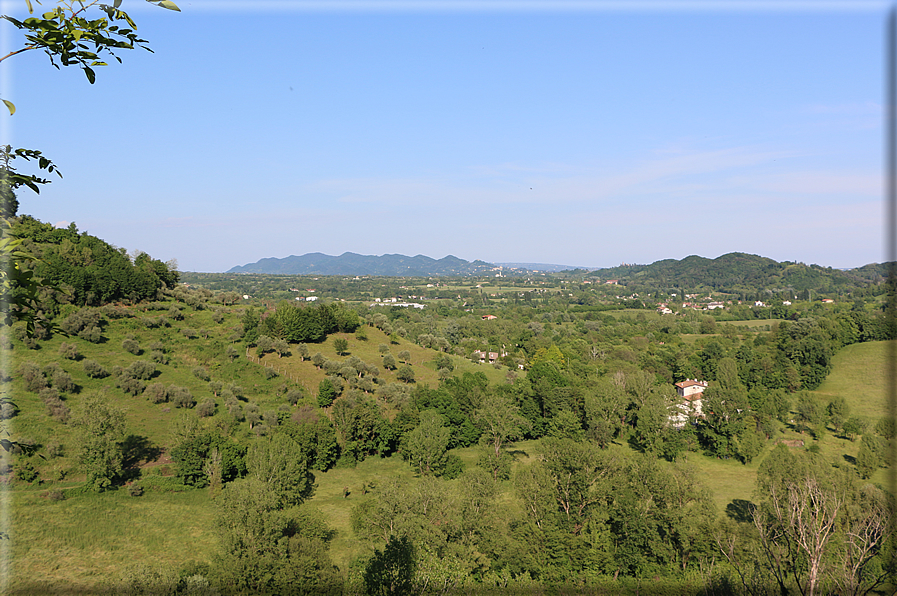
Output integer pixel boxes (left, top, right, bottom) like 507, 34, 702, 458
669, 378, 708, 427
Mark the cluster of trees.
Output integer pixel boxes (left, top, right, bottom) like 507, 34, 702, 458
243, 300, 361, 345
347, 444, 895, 595
11, 216, 178, 310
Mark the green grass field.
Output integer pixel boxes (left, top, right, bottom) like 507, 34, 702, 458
9, 486, 216, 593
811, 340, 891, 421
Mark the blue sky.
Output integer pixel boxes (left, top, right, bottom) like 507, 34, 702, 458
0, 0, 888, 272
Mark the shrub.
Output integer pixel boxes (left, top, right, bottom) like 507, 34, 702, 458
264, 368, 278, 380
192, 367, 211, 382
255, 335, 275, 356
52, 371, 75, 394
273, 339, 290, 357
150, 350, 168, 364
83, 360, 109, 379
169, 386, 195, 409
42, 362, 63, 379
40, 388, 70, 423
78, 326, 103, 343
286, 389, 304, 405
101, 305, 130, 319
244, 402, 262, 426
122, 339, 141, 355
125, 360, 156, 381
142, 316, 164, 328
46, 489, 64, 501
317, 378, 337, 408
396, 365, 415, 384
875, 416, 896, 440
119, 377, 147, 397
197, 398, 216, 418
145, 383, 168, 404
19, 362, 47, 392
16, 460, 38, 483
434, 353, 454, 372
39, 386, 59, 404
326, 375, 344, 395
61, 308, 104, 341
127, 483, 144, 497
225, 398, 243, 421
48, 402, 70, 423
58, 342, 80, 360
46, 440, 64, 458
0, 402, 15, 420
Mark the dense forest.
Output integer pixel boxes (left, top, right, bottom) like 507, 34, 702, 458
1, 216, 895, 596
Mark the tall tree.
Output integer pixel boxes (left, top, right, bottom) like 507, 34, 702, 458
246, 432, 314, 506
73, 394, 125, 491
473, 393, 531, 479
401, 410, 450, 476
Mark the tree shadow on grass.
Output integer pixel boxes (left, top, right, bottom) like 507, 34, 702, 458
120, 434, 163, 482
725, 499, 756, 523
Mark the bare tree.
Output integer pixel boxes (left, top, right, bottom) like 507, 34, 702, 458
754, 477, 843, 596
830, 485, 894, 596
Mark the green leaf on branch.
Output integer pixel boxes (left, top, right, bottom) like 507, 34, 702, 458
2, 100, 14, 115
154, 1, 181, 11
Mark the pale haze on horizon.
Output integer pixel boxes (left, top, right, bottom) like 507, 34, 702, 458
0, 1, 886, 272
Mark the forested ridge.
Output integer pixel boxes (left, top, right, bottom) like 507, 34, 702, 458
2, 232, 895, 595
573, 252, 888, 295
10, 215, 179, 308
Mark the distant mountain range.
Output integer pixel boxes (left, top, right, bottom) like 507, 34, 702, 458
227, 252, 498, 276
227, 252, 886, 292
